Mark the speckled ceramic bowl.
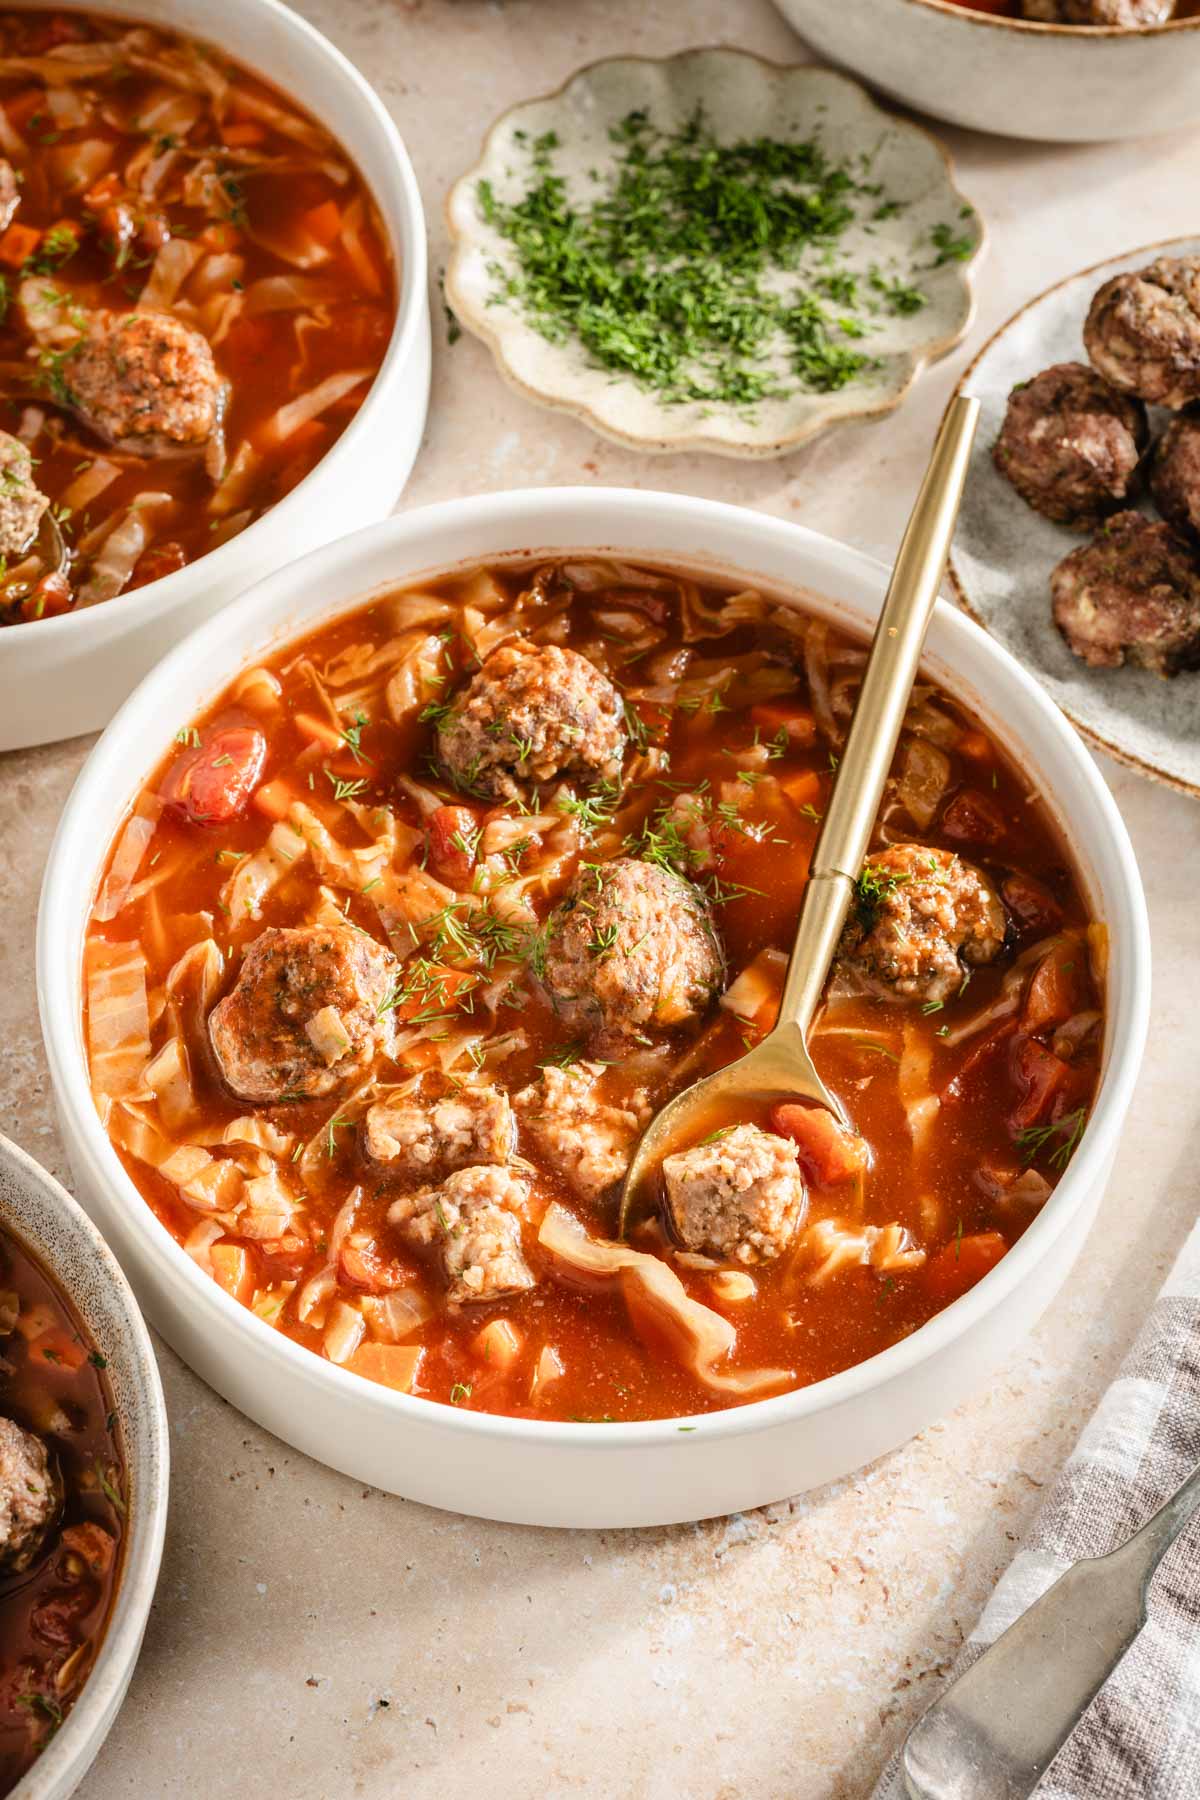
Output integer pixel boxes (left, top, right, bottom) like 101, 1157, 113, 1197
446, 50, 981, 457
0, 1134, 168, 1800
773, 0, 1200, 143
947, 235, 1200, 798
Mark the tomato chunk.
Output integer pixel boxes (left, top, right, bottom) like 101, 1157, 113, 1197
162, 723, 267, 826
940, 787, 1007, 847
1001, 872, 1063, 939
769, 1103, 869, 1185
426, 804, 480, 886
923, 1231, 1007, 1305
1008, 1034, 1073, 1131
1022, 951, 1084, 1034
749, 700, 817, 746
130, 540, 187, 591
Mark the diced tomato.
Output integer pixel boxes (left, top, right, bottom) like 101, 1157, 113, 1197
17, 571, 73, 622
130, 540, 187, 591
940, 787, 1007, 847
777, 768, 823, 813
61, 1521, 115, 1576
942, 1019, 1017, 1101
749, 701, 817, 746
162, 723, 267, 827
210, 1243, 254, 1305
923, 1231, 1007, 1305
1008, 1034, 1073, 1131
426, 804, 480, 886
1001, 872, 1063, 939
27, 1328, 87, 1372
1022, 951, 1084, 1034
769, 1103, 869, 1186
0, 221, 40, 267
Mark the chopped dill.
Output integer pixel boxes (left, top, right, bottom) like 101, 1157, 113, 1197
1015, 1106, 1087, 1171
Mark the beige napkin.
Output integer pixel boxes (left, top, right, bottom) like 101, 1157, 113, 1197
873, 1218, 1200, 1799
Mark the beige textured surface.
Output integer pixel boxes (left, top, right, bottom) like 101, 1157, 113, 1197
1, 3, 1196, 1796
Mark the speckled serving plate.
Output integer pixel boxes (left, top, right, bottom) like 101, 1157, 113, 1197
445, 49, 983, 458
949, 236, 1200, 799
0, 1134, 168, 1800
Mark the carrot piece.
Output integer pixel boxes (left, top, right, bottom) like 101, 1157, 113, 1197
251, 776, 302, 821
923, 1231, 1007, 1305
778, 768, 822, 811
220, 120, 267, 148
294, 711, 343, 754
301, 199, 342, 246
770, 1103, 869, 1185
211, 1244, 254, 1305
0, 222, 41, 267
28, 1329, 88, 1372
473, 1318, 522, 1370
749, 700, 817, 746
202, 221, 242, 253
346, 1342, 422, 1393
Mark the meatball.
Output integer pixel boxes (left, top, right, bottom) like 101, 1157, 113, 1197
662, 1123, 807, 1266
838, 844, 1006, 1006
992, 363, 1146, 527
209, 924, 398, 1103
541, 858, 724, 1051
514, 1062, 650, 1201
389, 1164, 536, 1307
0, 1417, 60, 1572
61, 308, 223, 452
362, 1084, 513, 1181
1083, 257, 1200, 410
1149, 413, 1200, 540
1021, 0, 1172, 21
436, 640, 625, 801
0, 429, 49, 557
1050, 509, 1200, 676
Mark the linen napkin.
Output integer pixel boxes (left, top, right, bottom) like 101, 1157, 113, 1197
873, 1217, 1200, 1799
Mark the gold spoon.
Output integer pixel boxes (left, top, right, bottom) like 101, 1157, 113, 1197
619, 393, 981, 1233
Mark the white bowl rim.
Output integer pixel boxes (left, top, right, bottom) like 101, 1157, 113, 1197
2, 0, 428, 648
0, 1131, 169, 1800
39, 486, 1152, 1455
900, 0, 1200, 34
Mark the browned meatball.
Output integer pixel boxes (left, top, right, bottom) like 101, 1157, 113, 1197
0, 1417, 60, 1572
514, 1062, 650, 1202
389, 1164, 535, 1307
362, 1084, 513, 1181
993, 363, 1146, 528
1150, 414, 1200, 540
209, 924, 398, 1103
61, 308, 223, 453
1084, 258, 1200, 410
838, 844, 1006, 1006
1021, 0, 1173, 21
663, 1124, 807, 1266
0, 429, 48, 557
436, 640, 625, 801
1050, 510, 1200, 676
542, 858, 724, 1051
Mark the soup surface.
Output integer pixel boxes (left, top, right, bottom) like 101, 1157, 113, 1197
0, 8, 393, 626
84, 559, 1105, 1423
0, 1224, 124, 1794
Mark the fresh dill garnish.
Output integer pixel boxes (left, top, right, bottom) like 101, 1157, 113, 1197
477, 109, 946, 411
449, 1382, 472, 1405
325, 769, 369, 803
1015, 1106, 1087, 1171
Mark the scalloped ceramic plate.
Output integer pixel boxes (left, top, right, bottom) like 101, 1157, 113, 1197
445, 50, 983, 458
948, 235, 1200, 800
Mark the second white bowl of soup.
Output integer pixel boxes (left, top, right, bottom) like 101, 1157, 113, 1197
0, 0, 429, 751
38, 488, 1149, 1527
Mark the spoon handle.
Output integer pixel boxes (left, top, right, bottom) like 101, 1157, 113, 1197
775, 393, 980, 1041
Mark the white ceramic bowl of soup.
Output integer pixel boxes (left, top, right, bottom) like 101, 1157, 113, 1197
0, 0, 430, 753
774, 0, 1200, 142
36, 487, 1150, 1529
0, 1133, 168, 1800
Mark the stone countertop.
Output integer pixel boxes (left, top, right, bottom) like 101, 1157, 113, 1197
2, 2, 1196, 1796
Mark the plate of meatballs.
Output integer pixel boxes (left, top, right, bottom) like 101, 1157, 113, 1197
948, 238, 1200, 795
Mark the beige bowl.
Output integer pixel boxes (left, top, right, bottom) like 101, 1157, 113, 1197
773, 0, 1200, 142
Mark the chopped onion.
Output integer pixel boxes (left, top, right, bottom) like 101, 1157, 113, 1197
720, 947, 787, 1026
60, 457, 120, 513
305, 1005, 352, 1067
804, 620, 839, 746
242, 273, 341, 317
182, 1219, 223, 1275
45, 138, 113, 195
897, 738, 951, 830
222, 818, 309, 921
256, 369, 371, 451
339, 194, 384, 296
137, 238, 203, 311
226, 83, 328, 151
142, 1035, 195, 1132
384, 632, 445, 725
323, 1300, 366, 1365
77, 495, 176, 608
46, 85, 88, 128
362, 1288, 433, 1343
0, 102, 25, 159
